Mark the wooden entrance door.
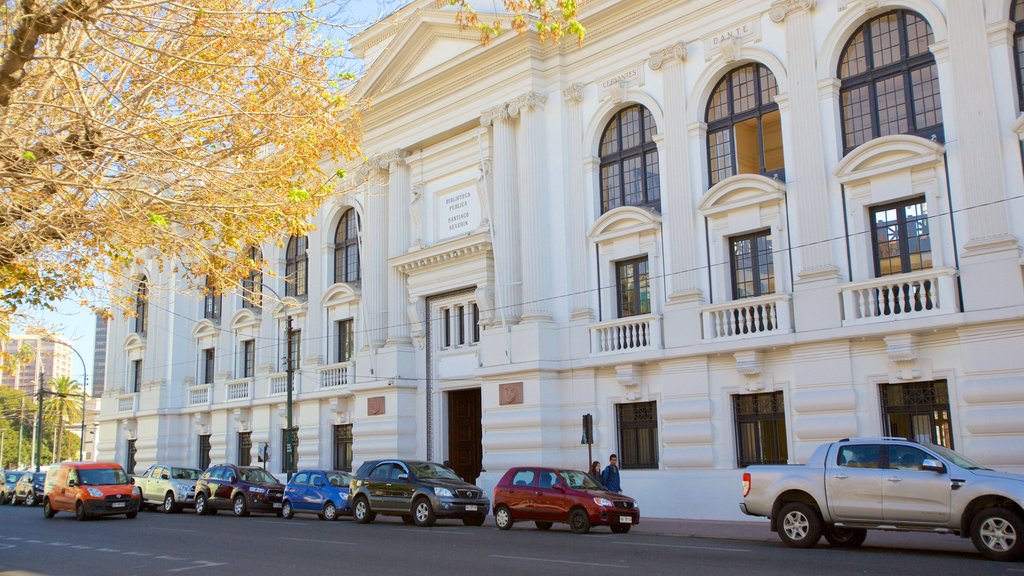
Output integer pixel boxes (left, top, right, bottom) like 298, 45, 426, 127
447, 388, 482, 484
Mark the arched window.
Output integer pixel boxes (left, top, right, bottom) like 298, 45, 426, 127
838, 10, 942, 154
599, 105, 660, 214
133, 277, 148, 334
202, 276, 221, 321
285, 235, 308, 298
241, 245, 263, 309
1013, 1, 1024, 110
334, 208, 360, 284
706, 64, 784, 187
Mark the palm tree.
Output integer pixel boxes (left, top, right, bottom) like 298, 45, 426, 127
44, 376, 82, 462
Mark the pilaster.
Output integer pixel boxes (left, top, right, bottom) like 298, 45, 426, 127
362, 156, 389, 347
481, 105, 522, 323
563, 83, 592, 319
511, 91, 552, 322
384, 149, 411, 344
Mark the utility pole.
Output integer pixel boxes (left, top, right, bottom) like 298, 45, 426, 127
34, 371, 44, 472
285, 314, 294, 481
17, 397, 24, 468
1, 430, 5, 469
79, 372, 88, 460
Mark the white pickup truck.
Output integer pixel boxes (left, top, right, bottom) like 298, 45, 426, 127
133, 464, 202, 513
740, 437, 1024, 561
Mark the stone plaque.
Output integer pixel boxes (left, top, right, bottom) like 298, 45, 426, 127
436, 186, 480, 240
368, 396, 385, 416
499, 382, 524, 406
702, 18, 762, 62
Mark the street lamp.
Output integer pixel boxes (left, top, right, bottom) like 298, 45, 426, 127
41, 337, 89, 461
260, 283, 297, 481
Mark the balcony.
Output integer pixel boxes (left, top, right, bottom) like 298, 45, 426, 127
225, 378, 253, 402
320, 362, 353, 389
702, 293, 793, 342
117, 394, 137, 413
841, 268, 958, 326
187, 385, 211, 406
590, 313, 662, 355
269, 373, 289, 396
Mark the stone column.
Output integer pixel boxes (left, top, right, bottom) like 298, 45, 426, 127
563, 83, 592, 319
648, 42, 700, 301
481, 105, 522, 323
770, 0, 837, 279
362, 158, 389, 346
510, 91, 552, 322
384, 150, 411, 344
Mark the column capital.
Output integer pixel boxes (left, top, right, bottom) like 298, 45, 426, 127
376, 149, 409, 170
563, 82, 585, 104
480, 104, 510, 127
507, 91, 547, 117
769, 0, 815, 23
648, 42, 687, 71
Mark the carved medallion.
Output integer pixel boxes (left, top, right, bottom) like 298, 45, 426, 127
499, 382, 524, 406
368, 396, 385, 416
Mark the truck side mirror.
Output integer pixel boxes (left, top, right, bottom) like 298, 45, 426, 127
67, 479, 77, 487
921, 458, 945, 473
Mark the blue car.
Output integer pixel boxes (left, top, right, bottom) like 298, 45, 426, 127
282, 470, 352, 521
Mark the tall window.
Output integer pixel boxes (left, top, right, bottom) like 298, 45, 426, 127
198, 434, 211, 470
133, 277, 148, 334
334, 209, 360, 284
734, 392, 788, 467
880, 381, 953, 448
839, 10, 942, 154
599, 105, 660, 213
282, 428, 298, 474
287, 329, 301, 372
333, 424, 353, 472
871, 197, 931, 277
616, 258, 650, 318
242, 340, 255, 378
616, 402, 659, 469
130, 359, 142, 393
706, 64, 784, 186
202, 348, 215, 385
238, 432, 252, 467
731, 231, 774, 299
202, 276, 221, 321
285, 235, 308, 298
336, 320, 354, 363
1015, 1, 1024, 110
126, 439, 137, 475
241, 245, 263, 309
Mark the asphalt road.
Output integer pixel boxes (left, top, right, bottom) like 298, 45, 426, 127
0, 504, 1020, 576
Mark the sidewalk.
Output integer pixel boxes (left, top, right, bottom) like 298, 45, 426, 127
632, 517, 978, 555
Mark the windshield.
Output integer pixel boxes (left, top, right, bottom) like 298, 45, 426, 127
79, 468, 130, 485
171, 468, 201, 480
926, 444, 991, 470
408, 462, 461, 481
5, 473, 20, 483
239, 468, 278, 484
559, 470, 603, 490
326, 472, 351, 488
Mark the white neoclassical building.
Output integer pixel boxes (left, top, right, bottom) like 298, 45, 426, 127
97, 0, 1024, 520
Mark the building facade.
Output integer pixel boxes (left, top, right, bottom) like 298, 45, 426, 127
97, 0, 1024, 519
92, 315, 108, 398
1, 333, 73, 394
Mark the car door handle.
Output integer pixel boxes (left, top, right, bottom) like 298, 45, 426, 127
886, 477, 902, 483
833, 473, 848, 480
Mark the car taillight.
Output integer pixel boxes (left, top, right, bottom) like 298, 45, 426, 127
742, 473, 751, 498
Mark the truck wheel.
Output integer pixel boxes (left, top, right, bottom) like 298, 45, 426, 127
125, 511, 138, 519
75, 502, 88, 521
232, 494, 250, 517
777, 502, 822, 548
353, 496, 374, 524
43, 498, 56, 519
611, 525, 631, 534
413, 498, 436, 527
824, 526, 866, 548
971, 507, 1024, 561
195, 493, 209, 515
163, 492, 180, 514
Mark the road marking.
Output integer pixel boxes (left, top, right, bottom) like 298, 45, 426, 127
490, 555, 626, 568
25, 540, 42, 544
168, 561, 227, 572
279, 537, 355, 545
155, 556, 187, 561
611, 541, 751, 553
70, 545, 92, 550
123, 551, 153, 557
0, 543, 14, 550
7, 537, 24, 541
95, 548, 121, 553
394, 528, 478, 535
48, 542, 71, 547
148, 527, 196, 533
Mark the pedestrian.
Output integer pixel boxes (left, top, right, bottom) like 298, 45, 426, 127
601, 454, 621, 493
589, 461, 603, 485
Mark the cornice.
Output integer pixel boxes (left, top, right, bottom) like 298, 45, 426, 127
390, 231, 493, 274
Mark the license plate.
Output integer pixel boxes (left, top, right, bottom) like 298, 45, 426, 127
465, 505, 478, 512
112, 502, 126, 508
273, 503, 282, 508
618, 516, 632, 524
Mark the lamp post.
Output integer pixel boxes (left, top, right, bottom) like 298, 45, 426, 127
261, 283, 296, 480
41, 337, 88, 461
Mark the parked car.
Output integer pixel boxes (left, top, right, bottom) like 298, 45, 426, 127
348, 460, 489, 527
133, 464, 201, 513
43, 462, 141, 520
282, 470, 352, 521
1, 471, 20, 504
194, 464, 284, 517
492, 467, 640, 534
741, 437, 1024, 561
12, 472, 46, 506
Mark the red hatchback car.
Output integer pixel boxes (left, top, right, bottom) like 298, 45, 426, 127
492, 467, 639, 534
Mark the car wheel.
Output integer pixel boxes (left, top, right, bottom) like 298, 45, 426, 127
25, 492, 35, 507
43, 498, 56, 519
463, 515, 486, 527
195, 493, 209, 516
777, 502, 823, 549
494, 506, 513, 530
163, 492, 180, 514
971, 507, 1024, 561
232, 494, 250, 517
323, 502, 338, 522
413, 498, 436, 527
353, 496, 374, 524
610, 524, 631, 534
126, 511, 138, 519
282, 500, 294, 519
401, 515, 414, 525
569, 509, 591, 534
75, 502, 88, 521
535, 521, 553, 531
824, 526, 866, 548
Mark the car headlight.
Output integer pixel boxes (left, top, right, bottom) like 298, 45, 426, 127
433, 487, 453, 498
593, 497, 613, 507
87, 488, 104, 498
132, 486, 142, 497
248, 487, 268, 494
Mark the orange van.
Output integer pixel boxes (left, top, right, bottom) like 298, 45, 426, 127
43, 462, 141, 520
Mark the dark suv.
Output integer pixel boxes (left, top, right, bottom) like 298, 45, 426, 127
194, 464, 284, 517
349, 460, 489, 527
